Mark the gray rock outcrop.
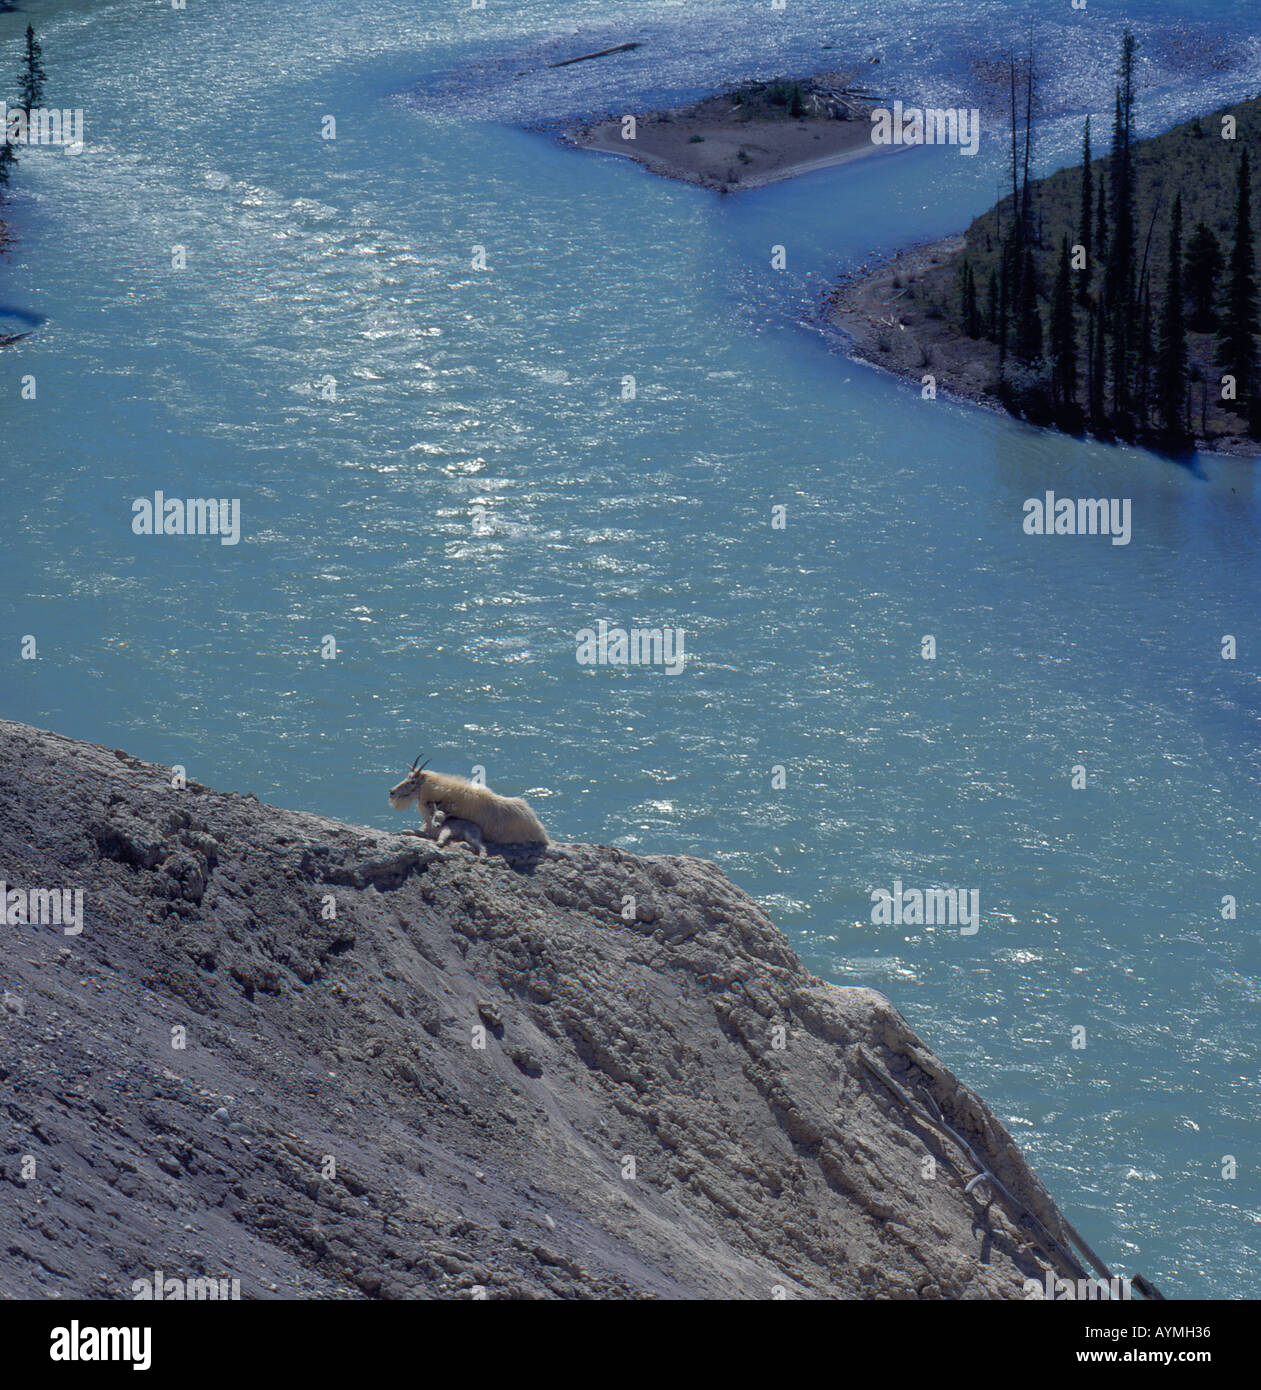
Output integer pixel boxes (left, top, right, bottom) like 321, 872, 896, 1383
0, 718, 1082, 1298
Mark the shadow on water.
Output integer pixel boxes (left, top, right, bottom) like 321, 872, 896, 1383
0, 306, 45, 327
1076, 428, 1237, 474
0, 306, 43, 345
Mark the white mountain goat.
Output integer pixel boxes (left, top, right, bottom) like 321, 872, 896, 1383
389, 757, 548, 846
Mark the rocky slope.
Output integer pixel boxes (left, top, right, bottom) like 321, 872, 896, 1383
0, 718, 1085, 1299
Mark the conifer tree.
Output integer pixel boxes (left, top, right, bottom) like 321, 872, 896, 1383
1105, 32, 1138, 422
1156, 195, 1188, 437
1104, 86, 1125, 415
1085, 305, 1095, 417
1094, 164, 1109, 282
1050, 236, 1077, 407
19, 25, 46, 112
1091, 164, 1109, 408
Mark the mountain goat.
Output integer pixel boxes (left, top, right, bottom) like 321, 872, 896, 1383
389, 757, 548, 846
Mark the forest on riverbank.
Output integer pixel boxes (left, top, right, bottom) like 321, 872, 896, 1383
831, 32, 1261, 456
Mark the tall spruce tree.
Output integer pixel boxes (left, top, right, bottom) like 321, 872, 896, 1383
1000, 46, 1042, 368
1217, 146, 1258, 413
1094, 162, 1109, 277
19, 25, 46, 111
1091, 156, 1109, 411
1135, 198, 1164, 429
1106, 32, 1138, 422
1156, 195, 1188, 437
1085, 305, 1095, 418
1051, 236, 1078, 407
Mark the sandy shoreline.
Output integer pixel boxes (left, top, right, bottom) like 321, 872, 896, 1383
562, 72, 896, 194
824, 235, 991, 402
568, 125, 899, 191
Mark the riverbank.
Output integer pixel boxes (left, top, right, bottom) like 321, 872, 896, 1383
563, 71, 896, 193
821, 88, 1261, 461
825, 235, 1261, 459
824, 234, 1001, 405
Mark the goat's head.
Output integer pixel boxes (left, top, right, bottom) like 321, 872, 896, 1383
389, 754, 433, 809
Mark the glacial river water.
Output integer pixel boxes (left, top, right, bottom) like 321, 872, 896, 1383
2, 0, 1258, 1297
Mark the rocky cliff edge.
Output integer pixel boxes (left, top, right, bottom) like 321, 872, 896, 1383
0, 718, 1082, 1299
